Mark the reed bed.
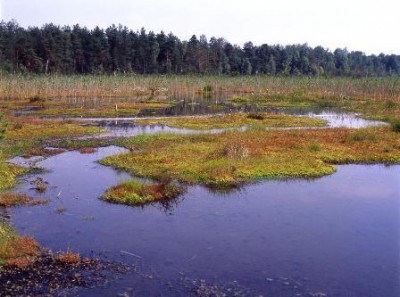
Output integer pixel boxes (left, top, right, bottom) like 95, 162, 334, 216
0, 74, 399, 104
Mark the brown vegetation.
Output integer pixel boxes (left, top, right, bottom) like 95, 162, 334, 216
102, 180, 185, 206
0, 235, 40, 268
55, 252, 81, 265
22, 147, 66, 158
0, 192, 48, 207
78, 147, 97, 154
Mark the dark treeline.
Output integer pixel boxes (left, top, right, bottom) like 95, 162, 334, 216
0, 21, 399, 77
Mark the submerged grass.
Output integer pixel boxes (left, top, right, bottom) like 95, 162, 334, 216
101, 127, 400, 186
135, 113, 326, 130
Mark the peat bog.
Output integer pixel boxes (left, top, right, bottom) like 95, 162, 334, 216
0, 76, 399, 296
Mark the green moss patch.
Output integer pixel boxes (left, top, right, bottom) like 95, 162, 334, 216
101, 180, 185, 206
101, 127, 400, 187
135, 112, 326, 130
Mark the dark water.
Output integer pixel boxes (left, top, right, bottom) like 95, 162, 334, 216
8, 146, 400, 296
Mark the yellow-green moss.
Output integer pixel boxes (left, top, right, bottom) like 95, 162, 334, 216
6, 119, 103, 140
101, 180, 185, 206
101, 127, 400, 186
135, 113, 326, 130
0, 163, 26, 190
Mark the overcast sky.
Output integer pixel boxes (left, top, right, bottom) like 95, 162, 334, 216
1, 0, 399, 55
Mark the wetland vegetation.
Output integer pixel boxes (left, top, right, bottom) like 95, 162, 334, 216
0, 73, 399, 296
102, 179, 185, 206
134, 112, 326, 130
100, 127, 400, 187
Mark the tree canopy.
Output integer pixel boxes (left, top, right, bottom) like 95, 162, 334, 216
0, 20, 399, 77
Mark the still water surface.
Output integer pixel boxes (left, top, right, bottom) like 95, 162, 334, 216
9, 145, 400, 296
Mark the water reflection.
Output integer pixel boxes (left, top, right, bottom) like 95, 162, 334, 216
7, 145, 400, 296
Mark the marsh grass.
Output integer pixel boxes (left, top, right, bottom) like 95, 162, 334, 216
22, 147, 66, 158
0, 162, 26, 191
309, 141, 322, 152
55, 252, 81, 265
135, 113, 326, 130
78, 147, 97, 154
0, 75, 399, 121
223, 140, 249, 160
101, 127, 400, 186
0, 222, 40, 268
0, 192, 48, 207
0, 75, 398, 103
102, 179, 185, 206
346, 130, 378, 142
34, 101, 171, 117
5, 117, 103, 140
384, 100, 397, 109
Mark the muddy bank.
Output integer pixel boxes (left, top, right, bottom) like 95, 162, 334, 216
0, 253, 130, 296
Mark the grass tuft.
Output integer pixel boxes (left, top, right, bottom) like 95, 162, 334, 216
55, 252, 81, 265
384, 100, 397, 109
102, 179, 185, 206
309, 141, 321, 152
223, 140, 249, 159
78, 147, 97, 154
346, 130, 377, 142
